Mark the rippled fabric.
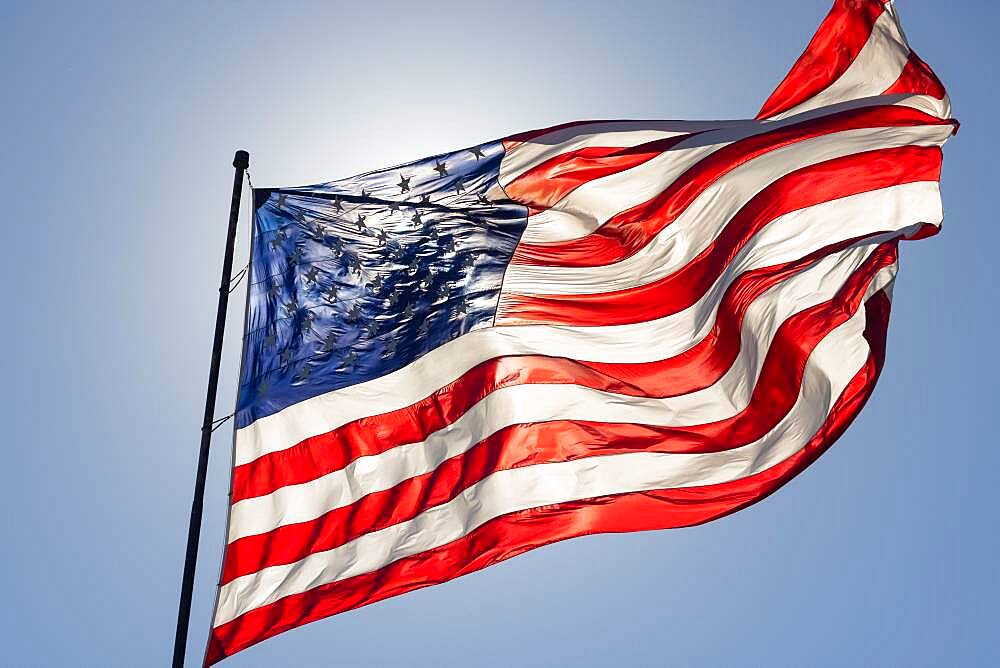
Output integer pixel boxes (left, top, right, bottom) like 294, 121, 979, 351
237, 141, 527, 428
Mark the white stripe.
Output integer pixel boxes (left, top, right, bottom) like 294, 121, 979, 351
501, 126, 949, 296
767, 7, 911, 121
513, 95, 949, 245
234, 238, 892, 466
498, 121, 743, 187
215, 280, 882, 626
517, 140, 726, 244
503, 176, 939, 299
888, 91, 951, 121
227, 253, 893, 541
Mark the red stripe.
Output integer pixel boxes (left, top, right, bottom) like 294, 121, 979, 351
221, 243, 894, 584
882, 52, 947, 99
498, 144, 940, 325
504, 133, 696, 209
207, 290, 891, 665
509, 105, 950, 268
756, 0, 888, 120
232, 225, 901, 503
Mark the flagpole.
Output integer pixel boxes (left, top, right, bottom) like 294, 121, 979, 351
173, 149, 250, 668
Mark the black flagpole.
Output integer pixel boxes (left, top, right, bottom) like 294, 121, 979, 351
173, 149, 250, 668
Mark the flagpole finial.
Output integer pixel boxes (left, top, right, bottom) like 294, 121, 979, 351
233, 150, 250, 169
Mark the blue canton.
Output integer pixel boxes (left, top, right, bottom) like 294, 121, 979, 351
236, 140, 528, 428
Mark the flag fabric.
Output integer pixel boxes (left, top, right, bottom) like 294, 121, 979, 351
207, 1, 956, 662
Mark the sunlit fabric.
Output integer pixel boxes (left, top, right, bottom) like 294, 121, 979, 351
208, 1, 957, 663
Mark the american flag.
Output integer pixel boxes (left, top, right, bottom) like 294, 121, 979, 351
207, 1, 956, 662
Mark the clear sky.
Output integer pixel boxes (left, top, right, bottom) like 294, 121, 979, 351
3, 1, 996, 666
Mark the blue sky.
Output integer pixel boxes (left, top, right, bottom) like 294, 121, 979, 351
2, 1, 996, 665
